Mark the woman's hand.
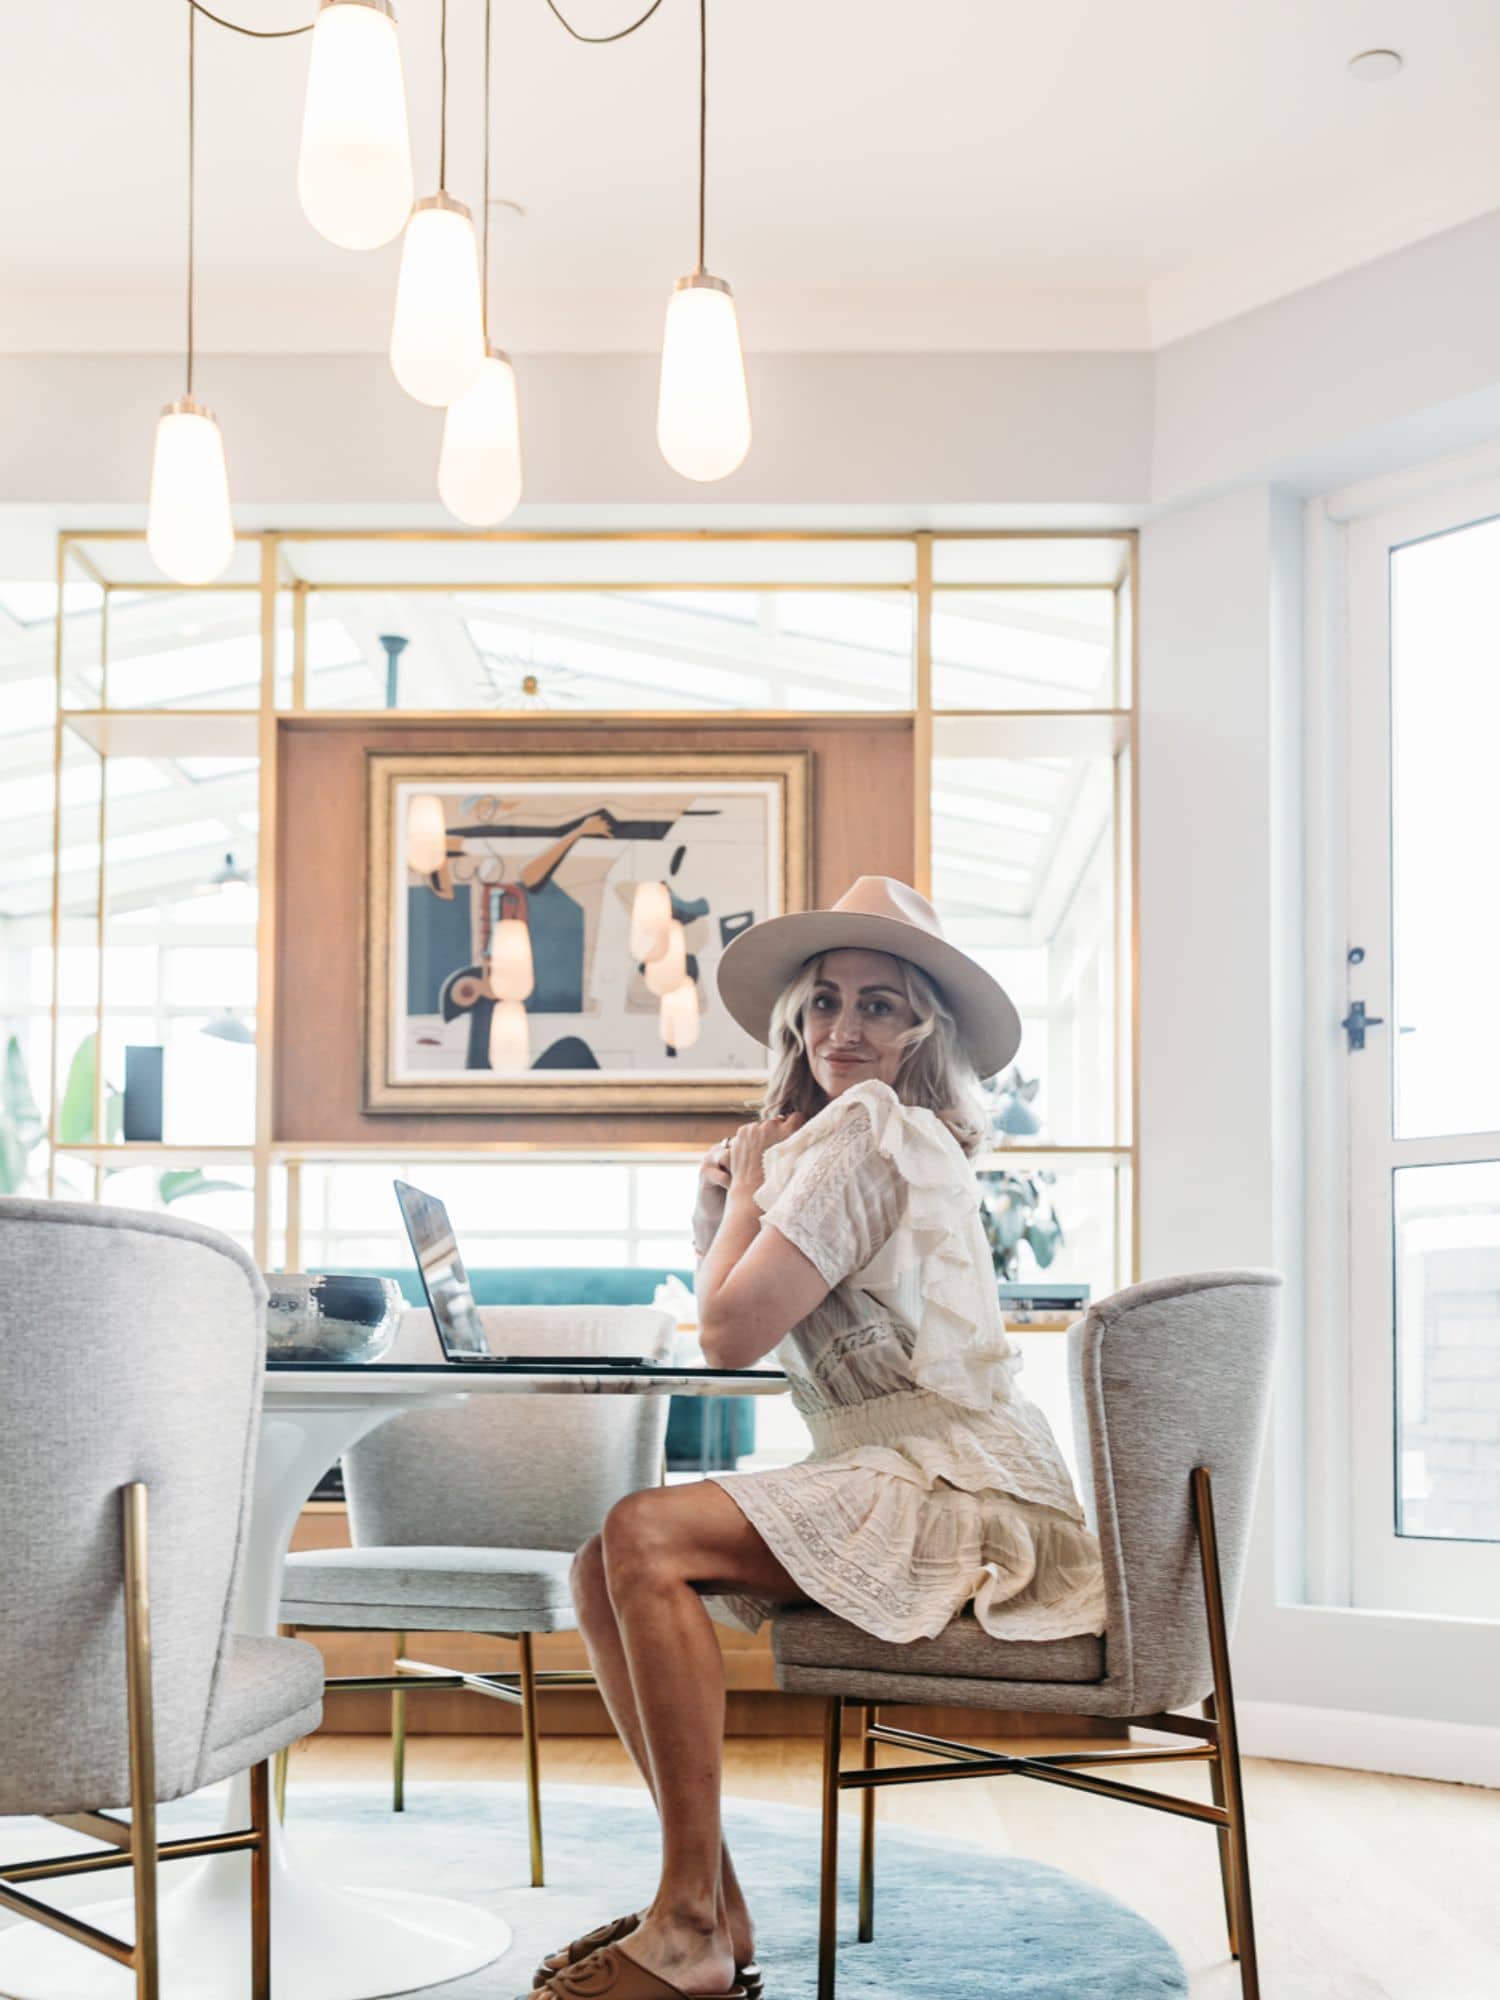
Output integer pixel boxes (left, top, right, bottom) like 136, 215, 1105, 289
724, 1114, 803, 1196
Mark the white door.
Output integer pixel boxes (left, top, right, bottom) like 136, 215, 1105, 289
1346, 488, 1500, 1617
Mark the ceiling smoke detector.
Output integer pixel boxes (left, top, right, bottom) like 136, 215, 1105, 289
1349, 49, 1403, 83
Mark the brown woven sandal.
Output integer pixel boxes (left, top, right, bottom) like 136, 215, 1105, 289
534, 1919, 762, 2000
529, 1943, 746, 1998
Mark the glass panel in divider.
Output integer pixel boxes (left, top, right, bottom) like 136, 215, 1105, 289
931, 712, 1126, 1148
100, 588, 266, 712
0, 575, 70, 1200
297, 585, 915, 713
94, 731, 260, 1151
931, 588, 1119, 710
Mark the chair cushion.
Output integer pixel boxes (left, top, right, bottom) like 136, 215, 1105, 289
280, 1545, 579, 1634
198, 1635, 325, 1787
772, 1607, 1104, 1684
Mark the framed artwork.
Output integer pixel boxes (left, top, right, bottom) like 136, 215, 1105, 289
363, 750, 812, 1112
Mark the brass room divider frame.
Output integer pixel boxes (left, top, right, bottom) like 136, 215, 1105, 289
44, 527, 1139, 1287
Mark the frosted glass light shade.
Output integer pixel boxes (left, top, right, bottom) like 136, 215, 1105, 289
147, 399, 235, 585
644, 920, 688, 996
629, 881, 673, 962
407, 793, 447, 874
489, 918, 535, 1001
657, 272, 751, 482
298, 0, 413, 250
438, 348, 523, 525
390, 194, 485, 406
489, 997, 530, 1070
660, 977, 700, 1050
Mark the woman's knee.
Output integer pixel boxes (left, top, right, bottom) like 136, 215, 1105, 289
600, 1489, 676, 1592
570, 1532, 610, 1622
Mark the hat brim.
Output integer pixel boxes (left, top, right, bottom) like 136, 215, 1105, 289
716, 909, 1021, 1081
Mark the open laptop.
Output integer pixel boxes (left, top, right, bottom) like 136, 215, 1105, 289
393, 1179, 654, 1369
265, 1179, 779, 1380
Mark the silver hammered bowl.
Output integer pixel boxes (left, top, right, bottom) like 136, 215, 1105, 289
263, 1273, 405, 1365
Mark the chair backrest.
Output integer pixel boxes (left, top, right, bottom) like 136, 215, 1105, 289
0, 1197, 267, 1816
1068, 1269, 1280, 1717
343, 1305, 673, 1552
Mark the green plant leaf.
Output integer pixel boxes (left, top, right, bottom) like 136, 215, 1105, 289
56, 1033, 99, 1146
158, 1169, 247, 1206
3, 1035, 43, 1146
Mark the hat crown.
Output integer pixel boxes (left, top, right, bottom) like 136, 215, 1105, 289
830, 875, 946, 941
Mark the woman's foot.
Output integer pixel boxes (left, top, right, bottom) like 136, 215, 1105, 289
535, 1907, 755, 1991
614, 1911, 738, 1996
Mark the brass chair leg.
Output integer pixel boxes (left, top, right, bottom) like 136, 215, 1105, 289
1194, 1468, 1260, 2000
518, 1632, 545, 1888
272, 1746, 289, 1824
392, 1629, 408, 1813
122, 1485, 161, 2000
249, 1760, 272, 2000
818, 1697, 843, 2000
1203, 1694, 1239, 1957
857, 1704, 877, 1943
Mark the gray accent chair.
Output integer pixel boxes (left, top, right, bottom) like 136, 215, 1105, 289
773, 1269, 1281, 2000
0, 1198, 324, 2000
279, 1303, 671, 1886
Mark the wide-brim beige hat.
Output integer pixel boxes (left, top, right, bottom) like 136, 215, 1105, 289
716, 876, 1021, 1080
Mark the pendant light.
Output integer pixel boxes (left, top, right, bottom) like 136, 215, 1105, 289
660, 978, 701, 1051
148, 5, 235, 586
657, 0, 750, 482
629, 880, 672, 961
406, 793, 448, 874
489, 920, 535, 1002
299, 0, 413, 249
390, 0, 484, 405
489, 997, 530, 1070
439, 0, 524, 523
644, 920, 688, 996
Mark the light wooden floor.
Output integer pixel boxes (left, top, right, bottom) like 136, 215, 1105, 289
290, 1733, 1500, 2000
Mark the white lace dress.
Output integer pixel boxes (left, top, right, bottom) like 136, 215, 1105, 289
697, 1078, 1106, 1645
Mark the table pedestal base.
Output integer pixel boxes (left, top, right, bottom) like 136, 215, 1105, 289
0, 1840, 508, 1999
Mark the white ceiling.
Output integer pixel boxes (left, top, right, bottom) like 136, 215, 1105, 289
8, 1, 1500, 357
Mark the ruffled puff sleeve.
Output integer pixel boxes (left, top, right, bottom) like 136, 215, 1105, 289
755, 1079, 1024, 1416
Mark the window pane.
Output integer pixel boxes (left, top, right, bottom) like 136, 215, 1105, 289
1395, 1161, 1500, 1544
1390, 521, 1500, 1136
932, 590, 1116, 710
303, 588, 912, 713
932, 721, 1119, 1143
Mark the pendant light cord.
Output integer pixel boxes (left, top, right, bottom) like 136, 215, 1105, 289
697, 0, 707, 272
439, 0, 449, 190
187, 1, 197, 395
481, 0, 492, 340
183, 0, 667, 48
185, 2, 310, 37
543, 0, 665, 45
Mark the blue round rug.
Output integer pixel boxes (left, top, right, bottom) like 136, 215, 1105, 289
274, 1781, 1188, 1999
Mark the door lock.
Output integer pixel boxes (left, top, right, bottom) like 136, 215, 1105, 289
1340, 999, 1385, 1052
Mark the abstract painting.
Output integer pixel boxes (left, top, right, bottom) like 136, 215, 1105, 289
364, 750, 812, 1111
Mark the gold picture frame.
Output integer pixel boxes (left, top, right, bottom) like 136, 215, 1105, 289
364, 749, 813, 1113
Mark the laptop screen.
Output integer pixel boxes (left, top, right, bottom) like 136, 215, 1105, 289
393, 1180, 491, 1359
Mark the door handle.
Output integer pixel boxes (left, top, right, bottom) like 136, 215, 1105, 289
1341, 1000, 1385, 1052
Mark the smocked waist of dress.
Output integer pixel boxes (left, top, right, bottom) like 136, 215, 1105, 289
804, 1387, 1001, 1455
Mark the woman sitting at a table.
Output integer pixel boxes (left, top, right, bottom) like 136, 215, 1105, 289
530, 878, 1105, 2000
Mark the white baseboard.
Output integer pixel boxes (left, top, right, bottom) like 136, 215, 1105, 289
1236, 1700, 1500, 1787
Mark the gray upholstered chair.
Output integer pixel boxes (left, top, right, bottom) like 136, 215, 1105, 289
773, 1269, 1281, 2000
279, 1302, 670, 1886
0, 1198, 324, 2000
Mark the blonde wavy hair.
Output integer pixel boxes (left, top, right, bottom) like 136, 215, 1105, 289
758, 951, 989, 1156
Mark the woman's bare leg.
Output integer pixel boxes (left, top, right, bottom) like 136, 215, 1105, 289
568, 1532, 757, 1967
591, 1481, 804, 1995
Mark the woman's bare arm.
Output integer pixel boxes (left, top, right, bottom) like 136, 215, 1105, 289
696, 1117, 828, 1369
